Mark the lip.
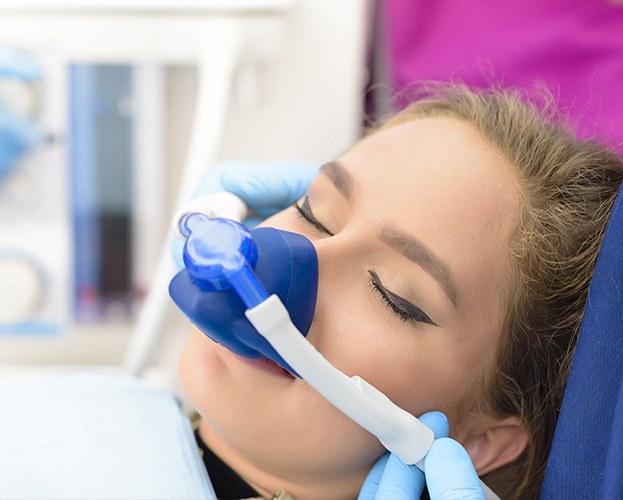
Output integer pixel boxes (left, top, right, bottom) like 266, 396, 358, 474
231, 352, 295, 379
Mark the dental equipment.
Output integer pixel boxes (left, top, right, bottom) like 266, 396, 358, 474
169, 194, 499, 499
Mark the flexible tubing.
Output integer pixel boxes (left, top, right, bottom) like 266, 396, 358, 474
246, 295, 500, 499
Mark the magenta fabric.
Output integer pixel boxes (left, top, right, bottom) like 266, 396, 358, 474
383, 0, 623, 150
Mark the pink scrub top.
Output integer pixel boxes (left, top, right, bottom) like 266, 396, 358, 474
384, 0, 623, 150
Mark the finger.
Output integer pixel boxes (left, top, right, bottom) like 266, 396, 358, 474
425, 438, 485, 500
220, 162, 319, 209
418, 411, 450, 439
357, 453, 390, 500
376, 454, 425, 500
221, 170, 289, 209
372, 413, 449, 499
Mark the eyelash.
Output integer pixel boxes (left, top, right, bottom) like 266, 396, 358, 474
369, 271, 436, 326
295, 197, 436, 327
294, 197, 334, 236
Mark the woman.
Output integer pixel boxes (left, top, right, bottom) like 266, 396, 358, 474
178, 85, 623, 499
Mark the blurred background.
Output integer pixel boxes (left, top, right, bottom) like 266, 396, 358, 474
0, 0, 375, 390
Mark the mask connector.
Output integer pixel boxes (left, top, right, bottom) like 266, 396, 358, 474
178, 213, 269, 308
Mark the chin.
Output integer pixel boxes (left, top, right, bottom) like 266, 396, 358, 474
177, 327, 292, 432
177, 327, 384, 487
177, 328, 226, 414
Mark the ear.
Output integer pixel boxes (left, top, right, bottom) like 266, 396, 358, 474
460, 416, 529, 475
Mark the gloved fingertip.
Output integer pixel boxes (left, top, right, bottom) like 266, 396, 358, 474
429, 437, 471, 460
419, 411, 450, 439
385, 453, 412, 472
426, 438, 485, 500
376, 454, 426, 499
357, 453, 390, 500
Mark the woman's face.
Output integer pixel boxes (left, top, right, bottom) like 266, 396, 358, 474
179, 117, 522, 498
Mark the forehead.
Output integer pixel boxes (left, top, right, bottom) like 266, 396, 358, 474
343, 116, 513, 191
337, 116, 521, 315
339, 116, 520, 215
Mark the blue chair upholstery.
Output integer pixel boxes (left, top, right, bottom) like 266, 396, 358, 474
541, 183, 623, 498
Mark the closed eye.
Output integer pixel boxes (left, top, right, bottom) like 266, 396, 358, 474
294, 196, 335, 236
369, 270, 438, 326
296, 196, 436, 326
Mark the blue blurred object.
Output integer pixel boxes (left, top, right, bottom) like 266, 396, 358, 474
170, 223, 318, 374
0, 48, 42, 183
0, 48, 41, 82
0, 108, 40, 182
541, 183, 623, 498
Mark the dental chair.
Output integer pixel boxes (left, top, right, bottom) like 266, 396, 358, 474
541, 182, 623, 499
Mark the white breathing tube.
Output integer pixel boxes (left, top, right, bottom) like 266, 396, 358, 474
246, 295, 434, 464
176, 193, 499, 500
246, 297, 499, 500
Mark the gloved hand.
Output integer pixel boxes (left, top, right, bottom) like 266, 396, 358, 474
172, 160, 320, 268
214, 160, 320, 224
358, 411, 485, 500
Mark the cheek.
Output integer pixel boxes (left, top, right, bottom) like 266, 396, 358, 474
309, 277, 481, 420
177, 330, 224, 418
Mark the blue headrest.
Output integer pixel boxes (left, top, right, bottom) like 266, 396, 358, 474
541, 183, 623, 498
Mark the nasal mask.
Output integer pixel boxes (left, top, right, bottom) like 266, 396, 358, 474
169, 193, 498, 499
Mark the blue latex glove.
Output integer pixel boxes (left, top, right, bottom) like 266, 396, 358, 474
172, 160, 320, 268
218, 160, 321, 223
359, 412, 485, 500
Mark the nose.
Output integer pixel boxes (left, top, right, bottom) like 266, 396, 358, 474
250, 227, 319, 334
311, 228, 364, 276
302, 228, 366, 337
259, 209, 365, 327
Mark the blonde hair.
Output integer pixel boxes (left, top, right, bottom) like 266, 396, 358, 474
378, 84, 623, 498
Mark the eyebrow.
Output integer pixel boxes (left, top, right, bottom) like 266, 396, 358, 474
379, 225, 458, 307
321, 159, 458, 307
320, 161, 355, 200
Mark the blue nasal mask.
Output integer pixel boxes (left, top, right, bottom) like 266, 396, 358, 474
170, 213, 317, 375
167, 193, 498, 499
